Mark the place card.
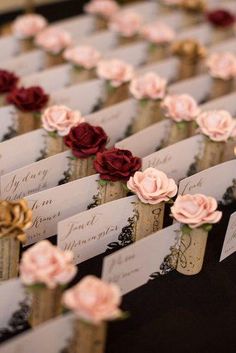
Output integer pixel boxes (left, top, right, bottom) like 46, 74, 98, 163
124, 1, 158, 21
138, 57, 180, 84
0, 50, 44, 76
58, 195, 137, 265
0, 151, 72, 200
79, 30, 118, 52
0, 105, 18, 142
142, 135, 204, 183
177, 23, 212, 45
200, 92, 236, 116
58, 14, 95, 40
102, 223, 181, 295
50, 79, 104, 114
0, 313, 74, 353
178, 160, 236, 204
106, 42, 148, 68
0, 35, 19, 62
0, 129, 45, 177
220, 212, 236, 262
24, 175, 99, 245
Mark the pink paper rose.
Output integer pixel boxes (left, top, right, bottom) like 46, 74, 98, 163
127, 167, 177, 204
85, 0, 119, 19
141, 22, 176, 44
35, 27, 72, 55
109, 10, 142, 38
129, 72, 167, 100
171, 194, 222, 229
196, 110, 235, 142
161, 0, 182, 5
20, 240, 77, 289
206, 52, 236, 80
12, 14, 47, 39
97, 59, 134, 87
63, 275, 122, 324
42, 105, 85, 136
63, 45, 101, 69
162, 94, 200, 122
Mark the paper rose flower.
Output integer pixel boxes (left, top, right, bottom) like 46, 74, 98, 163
162, 94, 200, 122
171, 194, 222, 229
0, 70, 18, 94
161, 0, 182, 5
129, 72, 167, 100
35, 27, 72, 55
20, 240, 77, 289
64, 122, 108, 158
63, 276, 121, 324
94, 148, 141, 182
42, 105, 85, 136
196, 110, 236, 142
97, 59, 134, 87
141, 22, 176, 45
84, 0, 119, 19
127, 168, 177, 204
63, 45, 101, 70
12, 14, 47, 39
206, 9, 235, 28
206, 52, 236, 80
7, 86, 49, 112
109, 10, 142, 38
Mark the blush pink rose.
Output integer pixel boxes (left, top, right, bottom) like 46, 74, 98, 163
63, 275, 121, 324
162, 94, 200, 122
161, 0, 182, 5
97, 59, 134, 87
35, 27, 72, 55
129, 72, 167, 100
85, 0, 119, 19
12, 14, 47, 39
20, 240, 77, 289
171, 194, 222, 229
206, 52, 236, 80
127, 167, 177, 204
141, 22, 176, 44
196, 110, 235, 142
42, 105, 85, 136
63, 45, 101, 69
109, 10, 142, 38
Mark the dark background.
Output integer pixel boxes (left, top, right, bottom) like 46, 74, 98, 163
0, 1, 236, 352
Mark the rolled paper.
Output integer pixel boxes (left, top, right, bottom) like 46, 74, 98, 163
29, 286, 63, 327
69, 320, 107, 353
0, 234, 21, 282
197, 139, 225, 171
17, 112, 37, 134
147, 44, 170, 64
102, 83, 129, 108
177, 227, 208, 275
44, 53, 64, 68
70, 156, 96, 180
134, 201, 165, 241
45, 134, 66, 157
98, 181, 127, 204
70, 67, 96, 84
166, 122, 190, 146
131, 100, 163, 133
210, 78, 234, 100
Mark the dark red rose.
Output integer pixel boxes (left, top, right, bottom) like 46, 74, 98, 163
0, 70, 18, 94
207, 9, 235, 28
7, 86, 49, 112
94, 147, 141, 182
64, 122, 108, 158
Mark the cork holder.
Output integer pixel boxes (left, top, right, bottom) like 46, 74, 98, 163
131, 100, 163, 134
178, 59, 199, 80
166, 122, 190, 146
147, 44, 170, 64
197, 139, 225, 172
18, 112, 36, 135
95, 17, 108, 31
70, 67, 96, 85
46, 134, 66, 157
177, 227, 208, 275
45, 53, 64, 68
210, 78, 234, 100
212, 27, 234, 44
0, 234, 20, 282
102, 83, 129, 109
19, 39, 34, 53
70, 156, 96, 181
98, 181, 127, 204
0, 94, 6, 107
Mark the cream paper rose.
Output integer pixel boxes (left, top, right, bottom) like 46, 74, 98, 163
129, 72, 167, 100
206, 52, 236, 80
97, 59, 134, 87
162, 94, 200, 122
109, 10, 142, 38
63, 45, 101, 69
12, 14, 47, 39
171, 194, 222, 229
35, 27, 72, 55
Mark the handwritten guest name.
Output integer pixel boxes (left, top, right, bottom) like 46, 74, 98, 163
4, 169, 49, 193
146, 154, 172, 168
181, 178, 203, 195
61, 213, 102, 241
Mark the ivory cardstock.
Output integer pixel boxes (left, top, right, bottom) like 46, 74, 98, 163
0, 105, 18, 142
0, 50, 44, 76
106, 42, 148, 68
24, 175, 99, 245
137, 57, 179, 83
200, 92, 236, 117
102, 223, 181, 295
58, 14, 95, 40
0, 313, 74, 353
220, 212, 236, 262
0, 151, 72, 200
178, 160, 236, 203
79, 30, 118, 52
0, 35, 19, 62
58, 195, 137, 265
0, 129, 45, 177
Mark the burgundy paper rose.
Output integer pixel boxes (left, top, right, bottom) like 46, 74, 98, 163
64, 122, 108, 158
7, 86, 49, 112
0, 70, 18, 94
206, 9, 235, 28
94, 148, 141, 182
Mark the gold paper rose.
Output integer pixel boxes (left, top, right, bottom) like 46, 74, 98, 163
171, 39, 206, 62
181, 0, 206, 12
0, 199, 32, 242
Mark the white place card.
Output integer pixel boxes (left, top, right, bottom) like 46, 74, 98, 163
25, 175, 99, 245
209, 37, 236, 54
79, 30, 118, 52
178, 160, 236, 202
0, 36, 19, 62
220, 212, 236, 262
142, 135, 204, 182
106, 42, 148, 68
58, 14, 95, 38
0, 151, 71, 200
0, 50, 44, 76
200, 92, 236, 116
0, 105, 18, 142
102, 223, 181, 295
0, 129, 45, 177
177, 23, 212, 45
124, 1, 158, 21
58, 195, 137, 265
138, 57, 180, 83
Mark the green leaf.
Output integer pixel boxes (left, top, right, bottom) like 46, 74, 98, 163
140, 99, 149, 107
201, 223, 212, 233
48, 131, 58, 138
181, 224, 192, 235
176, 121, 187, 130
121, 182, 130, 192
27, 283, 47, 291
98, 179, 108, 186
